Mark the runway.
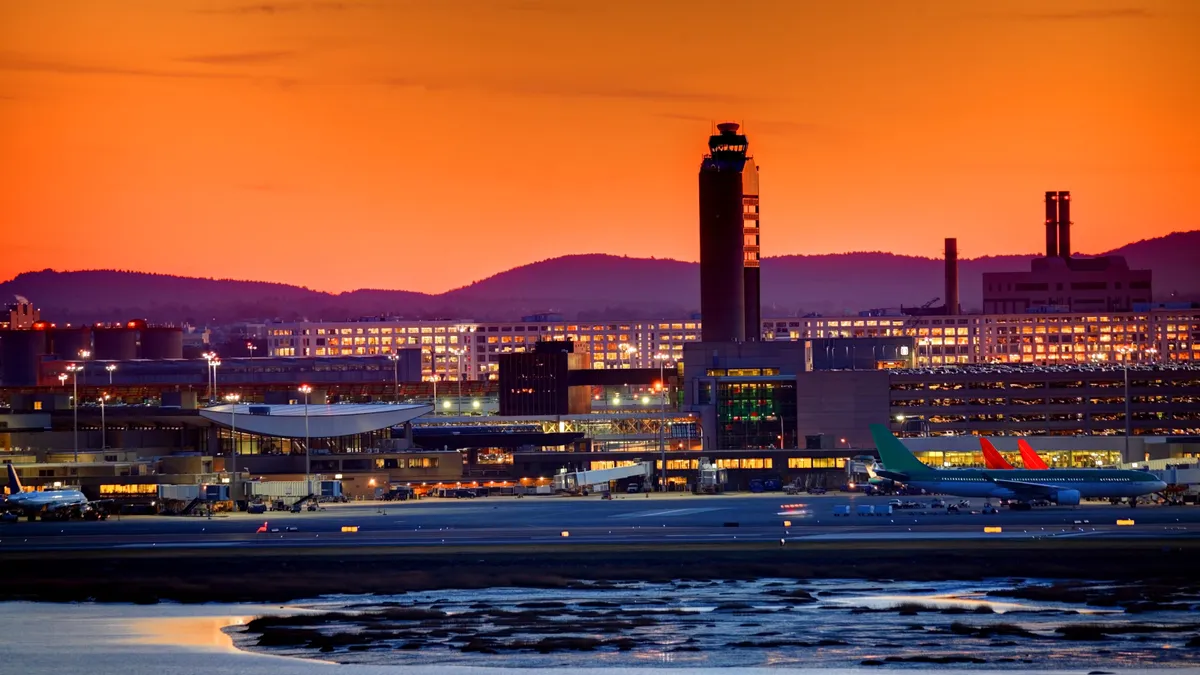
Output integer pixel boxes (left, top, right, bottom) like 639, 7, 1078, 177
3, 492, 1198, 553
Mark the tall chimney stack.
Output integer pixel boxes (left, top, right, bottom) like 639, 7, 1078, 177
1057, 190, 1071, 260
944, 237, 960, 315
1044, 191, 1058, 257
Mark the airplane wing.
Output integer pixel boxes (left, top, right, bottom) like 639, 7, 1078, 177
980, 439, 1015, 470
1017, 439, 1050, 470
980, 473, 1066, 497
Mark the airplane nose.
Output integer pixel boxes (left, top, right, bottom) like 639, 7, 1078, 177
1155, 481, 1168, 492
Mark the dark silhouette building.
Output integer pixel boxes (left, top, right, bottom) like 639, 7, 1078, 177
983, 192, 1152, 313
497, 341, 591, 416
944, 237, 960, 315
699, 122, 759, 343
742, 154, 761, 340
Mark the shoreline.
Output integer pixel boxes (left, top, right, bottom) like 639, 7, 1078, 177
4, 537, 1198, 604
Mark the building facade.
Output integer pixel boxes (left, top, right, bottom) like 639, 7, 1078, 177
264, 309, 1200, 378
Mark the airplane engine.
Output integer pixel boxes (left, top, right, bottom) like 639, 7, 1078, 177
1054, 489, 1081, 506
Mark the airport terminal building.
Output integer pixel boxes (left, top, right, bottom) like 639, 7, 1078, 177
261, 307, 1200, 378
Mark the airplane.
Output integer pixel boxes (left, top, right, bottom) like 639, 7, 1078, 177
1018, 439, 1050, 470
979, 438, 1015, 470
3, 464, 103, 521
869, 424, 1166, 509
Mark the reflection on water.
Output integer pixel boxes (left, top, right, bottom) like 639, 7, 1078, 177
127, 615, 253, 649
2, 580, 1200, 675
229, 579, 1200, 670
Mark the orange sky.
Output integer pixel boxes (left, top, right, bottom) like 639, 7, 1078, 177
1, 0, 1197, 294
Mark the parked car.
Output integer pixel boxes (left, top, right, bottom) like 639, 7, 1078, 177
806, 486, 828, 495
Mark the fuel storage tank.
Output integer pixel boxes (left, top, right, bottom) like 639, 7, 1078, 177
139, 326, 184, 360
0, 330, 48, 386
93, 328, 138, 361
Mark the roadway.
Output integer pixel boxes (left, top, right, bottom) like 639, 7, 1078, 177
2, 492, 1198, 552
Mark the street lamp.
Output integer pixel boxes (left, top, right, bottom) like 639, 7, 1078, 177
246, 341, 257, 358
105, 363, 116, 385
1114, 344, 1156, 461
430, 373, 439, 415
210, 358, 221, 402
77, 349, 90, 387
202, 351, 217, 402
99, 393, 110, 451
654, 353, 671, 492
224, 392, 241, 509
66, 363, 81, 462
387, 352, 401, 403
618, 343, 638, 369
298, 384, 312, 491
449, 347, 466, 414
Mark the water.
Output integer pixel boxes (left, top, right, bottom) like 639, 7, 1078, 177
1, 579, 1199, 674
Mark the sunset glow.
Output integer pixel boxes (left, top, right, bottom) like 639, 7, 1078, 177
1, 0, 1196, 293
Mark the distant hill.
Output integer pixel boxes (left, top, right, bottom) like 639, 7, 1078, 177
2, 232, 1197, 324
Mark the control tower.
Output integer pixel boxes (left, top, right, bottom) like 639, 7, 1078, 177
698, 122, 758, 343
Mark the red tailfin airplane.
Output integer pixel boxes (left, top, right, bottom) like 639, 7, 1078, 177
979, 438, 1015, 470
1018, 439, 1050, 469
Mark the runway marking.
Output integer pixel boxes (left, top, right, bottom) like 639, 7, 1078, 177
113, 542, 243, 549
609, 508, 728, 520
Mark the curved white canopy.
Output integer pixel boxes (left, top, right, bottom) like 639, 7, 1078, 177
199, 403, 431, 438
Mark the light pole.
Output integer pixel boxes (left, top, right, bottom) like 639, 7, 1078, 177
431, 374, 438, 416
299, 384, 312, 491
246, 341, 257, 358
210, 358, 221, 402
202, 351, 216, 402
654, 353, 670, 492
66, 363, 81, 462
78, 350, 90, 386
387, 352, 401, 403
450, 347, 465, 414
1115, 345, 1134, 460
99, 393, 109, 451
225, 392, 241, 508
105, 363, 116, 385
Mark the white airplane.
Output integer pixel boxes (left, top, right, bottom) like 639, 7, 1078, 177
870, 425, 1166, 509
3, 464, 98, 521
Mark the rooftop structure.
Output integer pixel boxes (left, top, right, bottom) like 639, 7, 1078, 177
982, 192, 1152, 313
200, 402, 431, 438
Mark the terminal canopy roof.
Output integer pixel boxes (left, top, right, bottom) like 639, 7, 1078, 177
199, 403, 430, 438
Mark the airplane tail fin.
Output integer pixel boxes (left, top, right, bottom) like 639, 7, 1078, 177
980, 438, 1015, 470
6, 463, 24, 494
1017, 439, 1050, 469
868, 424, 934, 476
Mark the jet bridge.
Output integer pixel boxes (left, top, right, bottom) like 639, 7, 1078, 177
552, 462, 655, 494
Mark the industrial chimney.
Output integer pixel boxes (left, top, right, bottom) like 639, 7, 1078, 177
944, 237, 960, 315
1057, 190, 1071, 260
1044, 191, 1058, 258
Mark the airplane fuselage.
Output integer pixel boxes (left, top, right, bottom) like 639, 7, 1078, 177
903, 468, 1162, 500
5, 490, 88, 512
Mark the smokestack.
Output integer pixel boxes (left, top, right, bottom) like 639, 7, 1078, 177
1044, 191, 1058, 257
1057, 190, 1071, 260
944, 237, 959, 315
